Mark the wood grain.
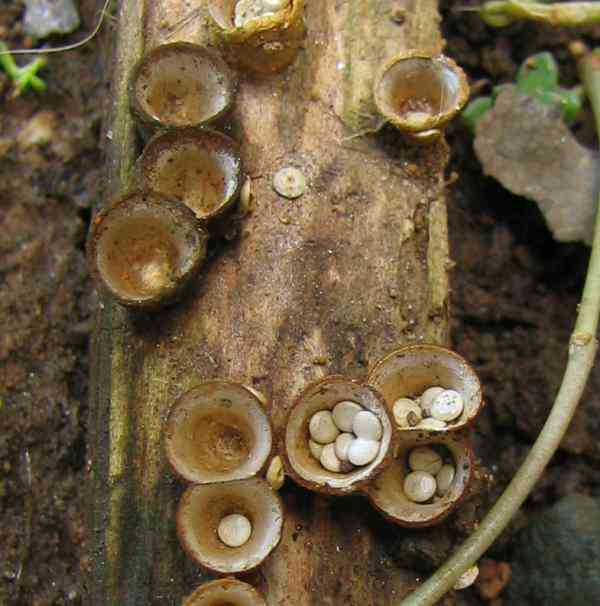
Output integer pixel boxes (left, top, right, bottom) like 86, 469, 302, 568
88, 1, 451, 604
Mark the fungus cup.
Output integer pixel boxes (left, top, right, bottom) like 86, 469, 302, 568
183, 578, 267, 606
368, 345, 483, 433
207, 0, 306, 74
373, 52, 469, 137
130, 42, 235, 131
139, 127, 242, 222
367, 432, 473, 527
165, 381, 273, 484
176, 478, 283, 574
87, 191, 208, 309
284, 376, 396, 495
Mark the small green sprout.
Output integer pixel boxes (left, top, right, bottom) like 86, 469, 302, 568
461, 52, 584, 133
0, 42, 47, 96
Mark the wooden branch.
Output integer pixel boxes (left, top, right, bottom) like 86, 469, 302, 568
87, 1, 450, 604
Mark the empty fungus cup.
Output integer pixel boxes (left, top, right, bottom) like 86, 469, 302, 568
130, 42, 236, 130
176, 478, 284, 574
183, 578, 267, 606
139, 127, 242, 222
367, 345, 483, 433
208, 0, 306, 74
165, 381, 273, 484
87, 191, 208, 309
373, 52, 469, 135
367, 432, 473, 527
284, 376, 396, 496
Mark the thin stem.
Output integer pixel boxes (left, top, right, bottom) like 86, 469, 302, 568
477, 1, 600, 28
0, 0, 111, 56
400, 49, 600, 606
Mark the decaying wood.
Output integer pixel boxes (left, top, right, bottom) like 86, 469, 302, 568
88, 1, 451, 604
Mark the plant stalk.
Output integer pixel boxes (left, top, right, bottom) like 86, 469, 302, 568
476, 0, 600, 28
400, 49, 600, 606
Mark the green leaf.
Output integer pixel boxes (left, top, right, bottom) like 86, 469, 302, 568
0, 42, 48, 96
514, 52, 582, 123
557, 87, 584, 125
461, 96, 494, 133
516, 52, 559, 98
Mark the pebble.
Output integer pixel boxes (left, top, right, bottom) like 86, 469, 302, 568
334, 432, 354, 462
393, 397, 422, 428
309, 410, 340, 444
431, 389, 464, 422
348, 438, 380, 466
403, 470, 437, 503
24, 0, 80, 39
408, 446, 443, 475
436, 464, 455, 496
217, 514, 252, 547
332, 400, 363, 432
352, 410, 382, 441
272, 166, 306, 199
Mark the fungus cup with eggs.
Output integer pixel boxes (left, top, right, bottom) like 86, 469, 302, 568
366, 433, 473, 527
283, 376, 396, 495
165, 381, 273, 484
87, 191, 208, 309
176, 478, 283, 574
129, 42, 236, 132
373, 52, 469, 138
367, 344, 483, 433
139, 127, 242, 223
182, 578, 267, 606
207, 0, 306, 74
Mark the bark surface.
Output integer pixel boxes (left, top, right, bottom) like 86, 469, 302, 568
88, 1, 451, 604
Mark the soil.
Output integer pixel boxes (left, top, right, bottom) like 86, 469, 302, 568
1, 1, 600, 604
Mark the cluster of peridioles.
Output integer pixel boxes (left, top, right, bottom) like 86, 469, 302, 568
86, 0, 306, 311
284, 344, 483, 529
163, 343, 483, 604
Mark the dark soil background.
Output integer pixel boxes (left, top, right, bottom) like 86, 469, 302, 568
1, 1, 600, 604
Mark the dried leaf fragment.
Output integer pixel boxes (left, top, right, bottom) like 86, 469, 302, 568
474, 89, 599, 245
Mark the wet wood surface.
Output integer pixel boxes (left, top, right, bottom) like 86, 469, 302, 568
88, 1, 451, 604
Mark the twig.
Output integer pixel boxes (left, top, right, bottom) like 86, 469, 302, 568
15, 448, 33, 597
0, 0, 112, 56
400, 48, 600, 606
